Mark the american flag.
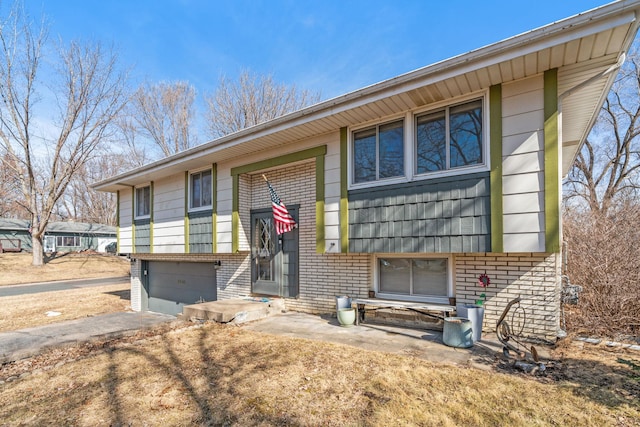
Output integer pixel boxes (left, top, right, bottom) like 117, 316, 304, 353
265, 178, 297, 235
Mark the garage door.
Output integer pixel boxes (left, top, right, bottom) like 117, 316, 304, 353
146, 261, 217, 315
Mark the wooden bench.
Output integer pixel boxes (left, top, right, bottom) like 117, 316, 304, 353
351, 298, 455, 325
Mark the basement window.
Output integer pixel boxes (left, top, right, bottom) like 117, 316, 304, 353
376, 256, 452, 304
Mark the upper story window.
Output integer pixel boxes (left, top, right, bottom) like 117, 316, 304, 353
353, 119, 404, 184
190, 169, 212, 210
349, 95, 487, 189
135, 185, 151, 219
416, 99, 483, 174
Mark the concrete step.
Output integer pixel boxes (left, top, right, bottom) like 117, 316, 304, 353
181, 298, 285, 324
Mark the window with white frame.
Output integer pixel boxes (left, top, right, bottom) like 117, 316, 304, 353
353, 119, 404, 184
135, 185, 151, 218
377, 257, 449, 301
55, 236, 80, 247
416, 99, 483, 174
190, 169, 212, 210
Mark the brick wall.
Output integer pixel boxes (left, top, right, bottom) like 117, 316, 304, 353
455, 252, 561, 341
247, 162, 371, 313
130, 258, 142, 311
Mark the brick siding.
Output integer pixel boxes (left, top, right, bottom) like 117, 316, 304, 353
455, 252, 561, 341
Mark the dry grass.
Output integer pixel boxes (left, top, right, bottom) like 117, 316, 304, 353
0, 252, 129, 286
0, 322, 638, 426
0, 283, 130, 332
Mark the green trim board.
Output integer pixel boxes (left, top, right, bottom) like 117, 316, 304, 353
131, 188, 135, 254
544, 69, 561, 253
116, 190, 120, 253
149, 181, 154, 253
230, 145, 327, 175
489, 84, 503, 253
340, 127, 349, 253
184, 172, 190, 253
231, 173, 240, 253
212, 163, 217, 253
230, 145, 328, 253
315, 154, 325, 253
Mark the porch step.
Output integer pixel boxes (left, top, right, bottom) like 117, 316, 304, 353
181, 298, 285, 324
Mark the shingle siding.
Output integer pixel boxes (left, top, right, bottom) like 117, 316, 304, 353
188, 210, 213, 253
349, 172, 491, 253
134, 219, 151, 253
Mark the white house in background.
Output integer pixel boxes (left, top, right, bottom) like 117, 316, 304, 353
93, 1, 640, 341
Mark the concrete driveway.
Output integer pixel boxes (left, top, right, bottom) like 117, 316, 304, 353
0, 311, 176, 364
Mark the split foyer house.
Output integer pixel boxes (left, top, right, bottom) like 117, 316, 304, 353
93, 1, 640, 341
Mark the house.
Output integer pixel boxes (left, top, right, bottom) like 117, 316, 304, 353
93, 1, 640, 341
0, 219, 116, 253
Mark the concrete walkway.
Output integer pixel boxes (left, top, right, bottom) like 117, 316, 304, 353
0, 309, 528, 368
243, 312, 507, 368
0, 311, 175, 364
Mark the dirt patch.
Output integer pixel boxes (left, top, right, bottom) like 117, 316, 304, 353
0, 322, 638, 426
0, 252, 129, 286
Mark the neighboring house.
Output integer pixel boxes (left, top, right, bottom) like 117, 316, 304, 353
93, 1, 640, 341
0, 219, 116, 253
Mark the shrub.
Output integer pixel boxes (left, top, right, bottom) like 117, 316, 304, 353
563, 204, 640, 339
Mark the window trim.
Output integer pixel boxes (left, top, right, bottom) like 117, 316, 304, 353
348, 91, 489, 190
55, 235, 81, 248
134, 184, 151, 220
413, 95, 488, 181
188, 167, 213, 213
373, 254, 454, 304
349, 115, 409, 190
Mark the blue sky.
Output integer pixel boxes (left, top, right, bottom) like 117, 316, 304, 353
23, 0, 611, 101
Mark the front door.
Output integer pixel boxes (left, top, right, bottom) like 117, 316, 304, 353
43, 236, 55, 253
251, 209, 299, 297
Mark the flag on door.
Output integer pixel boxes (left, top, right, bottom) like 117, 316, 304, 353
264, 176, 297, 235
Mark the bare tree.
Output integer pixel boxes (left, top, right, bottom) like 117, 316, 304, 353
0, 153, 26, 218
205, 69, 321, 139
55, 151, 135, 225
564, 41, 640, 215
129, 81, 196, 157
0, 2, 128, 265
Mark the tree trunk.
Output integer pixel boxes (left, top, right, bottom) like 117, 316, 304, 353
31, 234, 44, 266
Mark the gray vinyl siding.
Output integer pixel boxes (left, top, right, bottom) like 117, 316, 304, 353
134, 219, 151, 253
188, 210, 213, 253
348, 172, 491, 253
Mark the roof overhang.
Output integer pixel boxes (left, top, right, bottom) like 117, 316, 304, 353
94, 0, 640, 192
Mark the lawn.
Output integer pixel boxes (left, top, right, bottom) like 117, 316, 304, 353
0, 252, 131, 332
0, 322, 638, 426
0, 252, 129, 286
0, 282, 130, 332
